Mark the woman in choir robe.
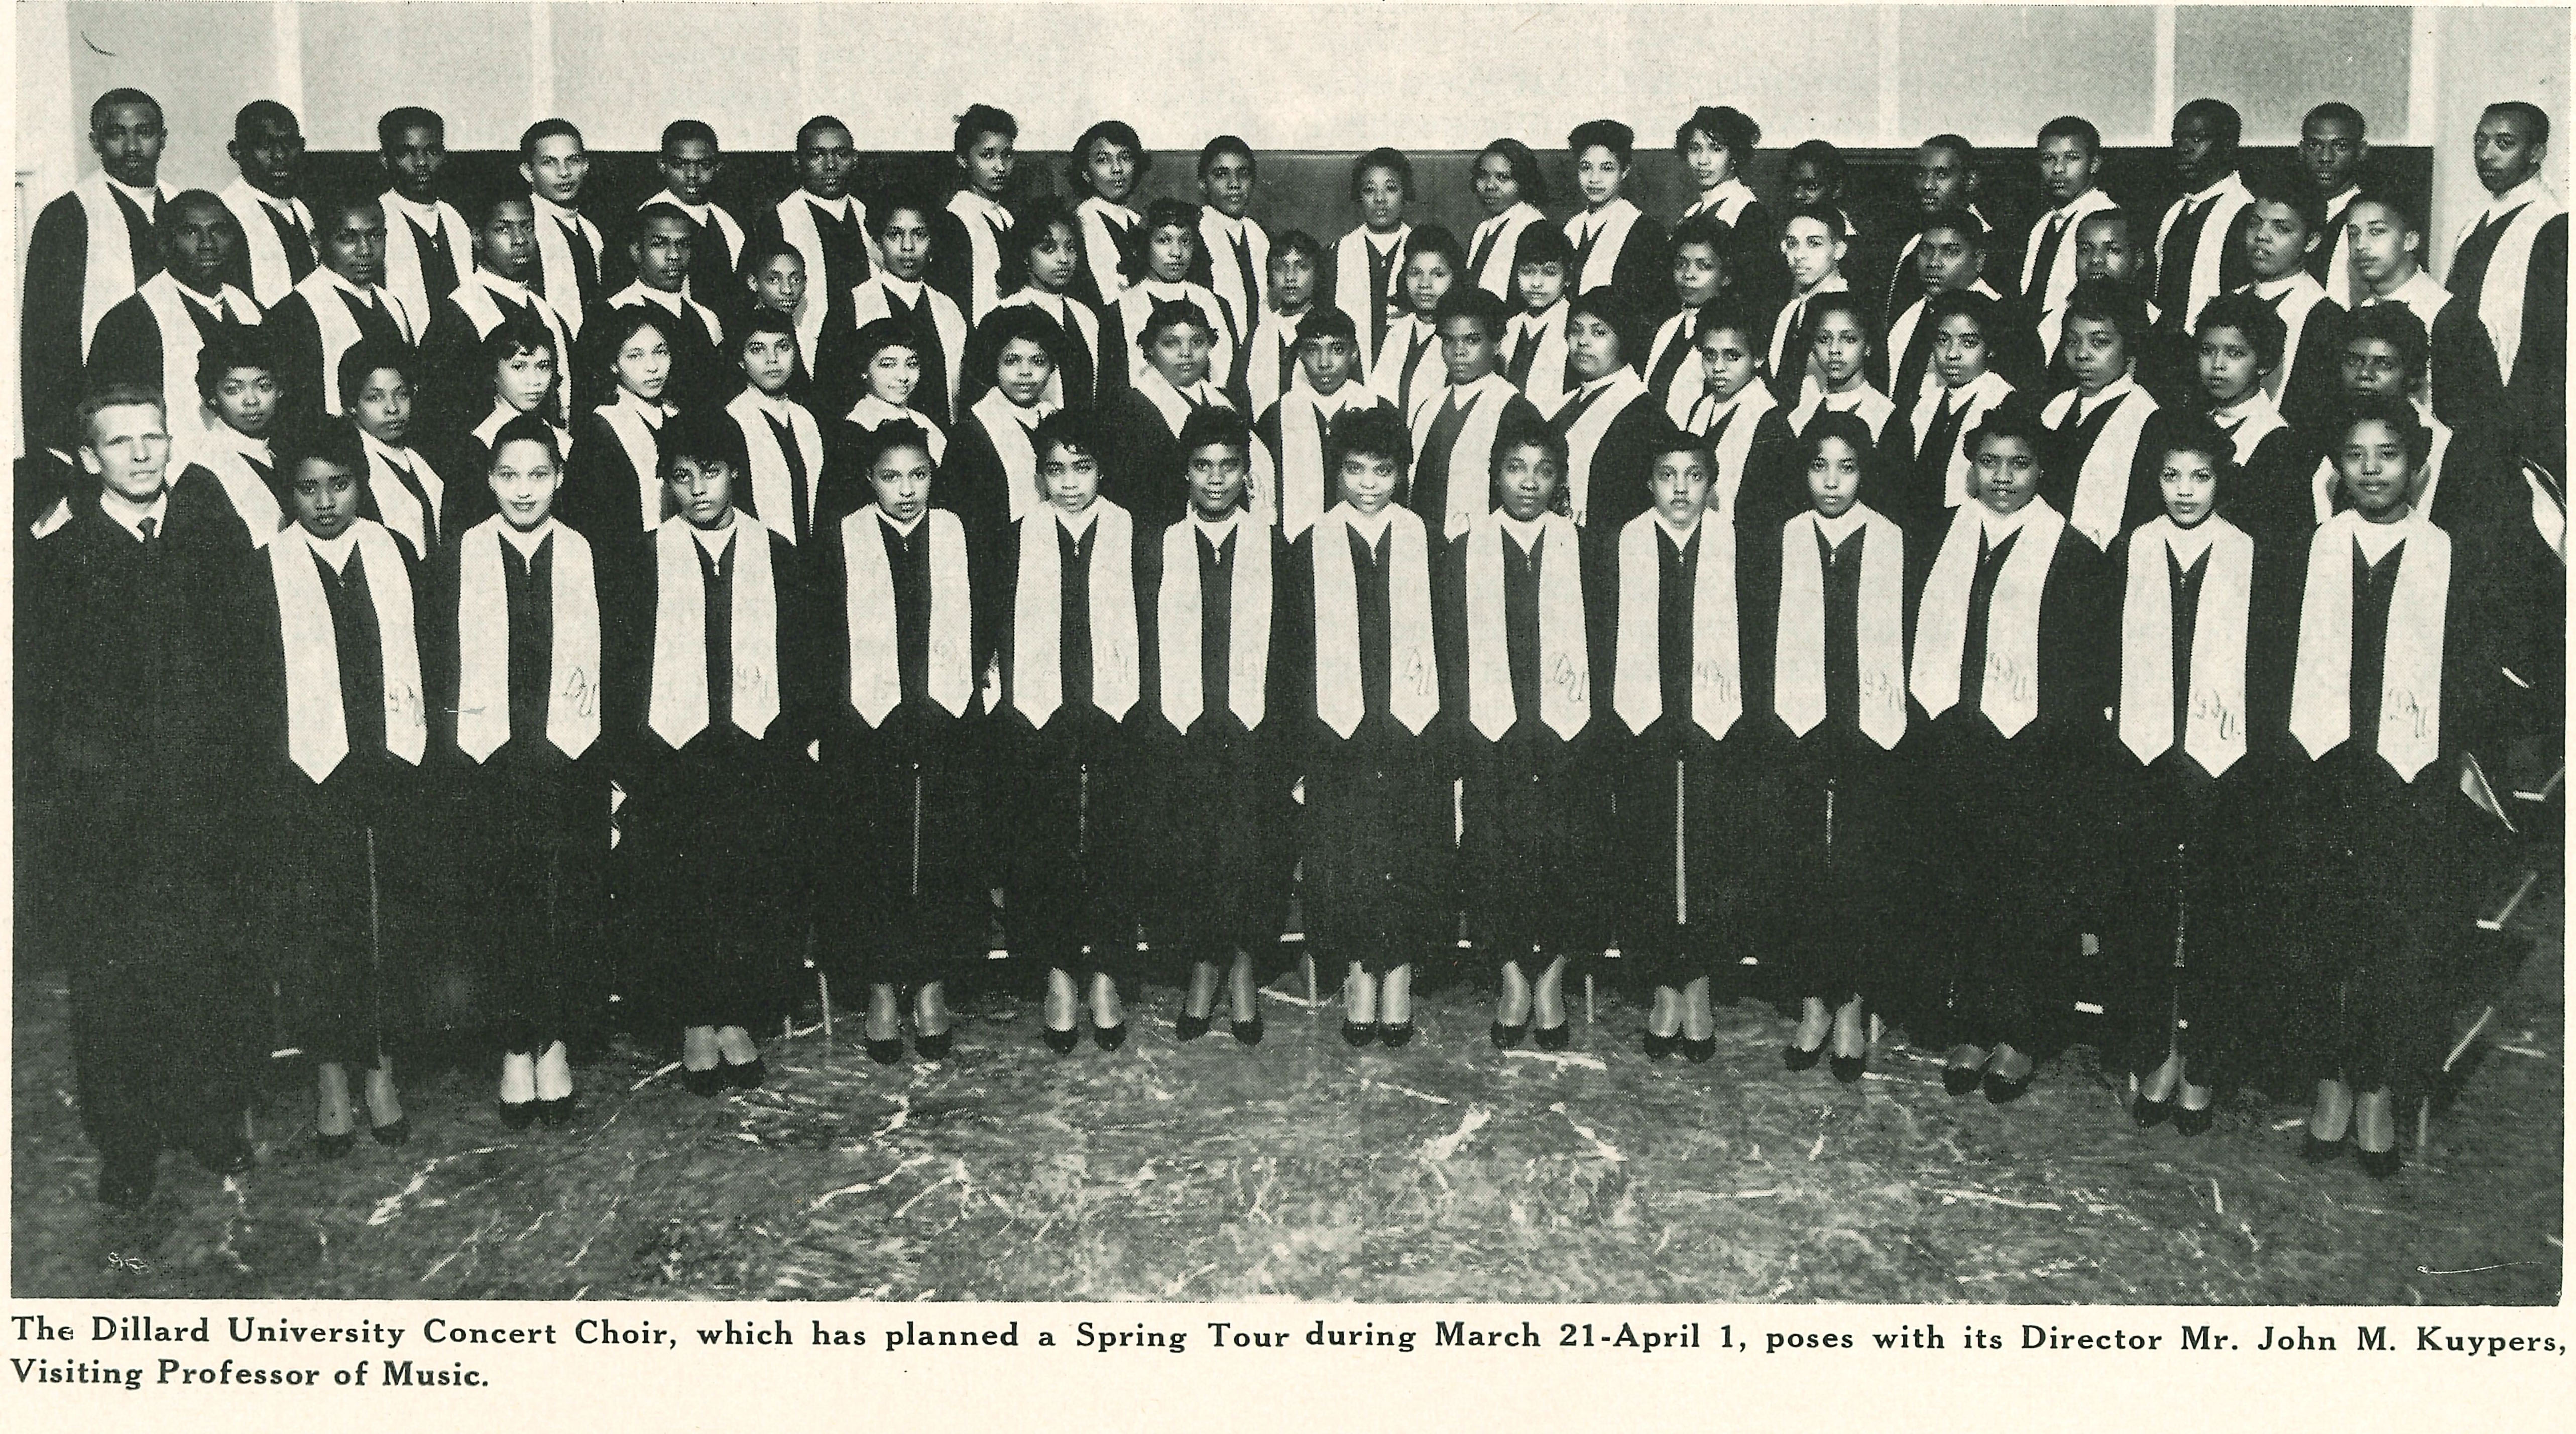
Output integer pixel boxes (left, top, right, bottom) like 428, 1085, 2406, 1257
2101, 418, 2293, 1135
1102, 199, 1239, 403
1410, 288, 1550, 540
739, 243, 817, 400
2041, 278, 2176, 554
242, 425, 429, 1155
1239, 228, 1326, 419
1334, 148, 1415, 382
823, 319, 951, 527
1898, 288, 2019, 541
812, 420, 988, 1064
1465, 139, 1549, 304
724, 310, 831, 548
1138, 409, 1295, 1043
993, 410, 1152, 1052
1548, 291, 1662, 531
1375, 226, 1466, 423
560, 309, 679, 545
1637, 217, 1737, 428
964, 198, 1102, 413
1907, 401, 2115, 1102
1066, 120, 1149, 311
929, 103, 1018, 326
946, 305, 1063, 563
1564, 119, 1673, 332
1768, 413, 1925, 1080
1279, 405, 1451, 1047
1674, 106, 1788, 329
420, 416, 606, 1127
2191, 292, 2316, 555
446, 316, 573, 523
604, 412, 814, 1095
344, 342, 467, 561
1255, 307, 1400, 542
2278, 398, 2497, 1178
1102, 298, 1253, 527
175, 327, 286, 550
1444, 420, 1603, 1049
1677, 305, 1801, 539
1786, 294, 1913, 455
1585, 423, 1774, 1060
1502, 224, 1577, 416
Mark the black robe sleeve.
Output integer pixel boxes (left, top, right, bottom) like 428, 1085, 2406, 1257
926, 208, 975, 318
1729, 409, 1804, 555
20, 194, 94, 455
940, 414, 1016, 571
82, 295, 166, 404
264, 292, 330, 438
554, 410, 639, 548
2278, 299, 2349, 440
1580, 400, 1667, 532
2428, 300, 2509, 449
415, 297, 489, 434
2507, 212, 2568, 478
1608, 214, 1672, 332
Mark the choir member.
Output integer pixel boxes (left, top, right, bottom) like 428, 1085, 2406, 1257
1676, 305, 1799, 537
375, 107, 477, 343
22, 89, 174, 457
420, 415, 607, 1126
1375, 225, 1465, 421
1674, 105, 1787, 324
932, 103, 1018, 324
1767, 412, 1922, 1080
1069, 119, 1149, 309
1465, 138, 1549, 302
1899, 288, 2020, 537
1256, 308, 1399, 541
595, 203, 730, 414
1190, 136, 1271, 370
1103, 199, 1238, 401
26, 387, 261, 1205
1278, 406, 1450, 1046
1641, 217, 1734, 428
726, 311, 829, 548
1335, 148, 1415, 379
2022, 116, 2118, 319
2038, 208, 2159, 374
86, 191, 261, 463
603, 411, 815, 1094
2279, 397, 2497, 1177
1785, 139, 1862, 245
992, 410, 1151, 1052
1564, 118, 1671, 327
2346, 190, 2508, 439
970, 197, 1102, 412
947, 305, 1064, 555
2041, 278, 2175, 552
1768, 207, 1854, 402
2234, 168, 2349, 437
1886, 209, 2034, 408
1139, 408, 1295, 1044
2101, 417, 2291, 1135
812, 419, 988, 1063
1502, 222, 1577, 414
243, 423, 430, 1154
344, 342, 463, 561
216, 101, 317, 310
2191, 292, 2317, 552
830, 319, 952, 493
1888, 136, 2002, 326
1239, 229, 1325, 417
444, 316, 573, 501
1551, 290, 1663, 531
417, 195, 576, 431
1101, 297, 1246, 527
1445, 420, 1601, 1049
268, 197, 423, 434
739, 242, 817, 396
819, 197, 971, 429
757, 116, 875, 376
1786, 293, 1912, 455
642, 120, 747, 324
2153, 99, 2254, 332
1590, 424, 1769, 1061
176, 327, 287, 547
2298, 103, 2368, 309
520, 118, 603, 340
560, 309, 680, 541
1411, 288, 1548, 539
1908, 402, 2115, 1103
2451, 101, 2566, 480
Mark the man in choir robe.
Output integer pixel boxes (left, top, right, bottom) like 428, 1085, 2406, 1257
374, 107, 477, 335
26, 387, 262, 1207
343, 342, 461, 560
215, 100, 316, 310
22, 89, 173, 456
593, 203, 730, 414
2346, 191, 2508, 441
1255, 308, 1397, 541
813, 197, 972, 429
2021, 116, 2119, 320
726, 311, 828, 548
1238, 228, 1325, 418
1549, 290, 1663, 530
931, 103, 1018, 325
1189, 136, 1271, 373
1410, 287, 1548, 539
759, 116, 876, 375
2299, 102, 2370, 308
2233, 169, 2349, 437
267, 196, 423, 433
2153, 99, 2254, 333
1102, 298, 1251, 528
86, 191, 262, 463
521, 120, 603, 342
1767, 207, 1853, 403
417, 195, 577, 433
1889, 135, 2004, 326
2450, 101, 2567, 482
1886, 209, 2036, 405
642, 120, 748, 326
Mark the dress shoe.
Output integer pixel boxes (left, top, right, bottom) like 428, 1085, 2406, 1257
866, 1036, 906, 1065
1783, 1042, 1823, 1072
680, 1065, 727, 1098
2356, 1146, 2403, 1180
2300, 1131, 2347, 1164
1829, 1054, 1867, 1084
498, 1100, 538, 1131
2131, 1094, 2173, 1129
1176, 1011, 1212, 1043
315, 1130, 357, 1160
1941, 1050, 1987, 1096
1533, 1022, 1570, 1052
1642, 1030, 1676, 1060
723, 1057, 767, 1090
1091, 1022, 1128, 1052
1042, 1025, 1081, 1055
1340, 1021, 1377, 1047
97, 1152, 155, 1210
1378, 1021, 1416, 1049
190, 1131, 253, 1175
535, 1098, 576, 1129
2172, 1106, 2214, 1137
368, 1116, 411, 1148
914, 1030, 954, 1061
1982, 1068, 2033, 1105
1679, 1036, 1716, 1064
1230, 1018, 1264, 1047
1489, 1021, 1528, 1050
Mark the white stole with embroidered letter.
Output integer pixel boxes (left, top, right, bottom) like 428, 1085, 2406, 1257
2289, 510, 2449, 781
2117, 516, 2251, 776
1465, 512, 1589, 741
269, 520, 426, 781
1910, 500, 2066, 737
1612, 512, 1741, 740
1311, 505, 1437, 737
843, 506, 972, 725
1012, 503, 1139, 727
1774, 507, 1906, 749
1157, 517, 1271, 733
646, 518, 781, 746
1411, 375, 1514, 539
455, 516, 601, 762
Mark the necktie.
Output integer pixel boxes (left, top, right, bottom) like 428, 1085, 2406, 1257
2030, 213, 2070, 302
560, 218, 601, 317
1230, 229, 1261, 343
388, 456, 437, 546
765, 411, 810, 541
136, 516, 157, 544
410, 215, 458, 301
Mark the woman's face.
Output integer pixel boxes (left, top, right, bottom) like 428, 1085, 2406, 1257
995, 336, 1055, 408
1807, 436, 1864, 519
488, 437, 561, 532
1038, 440, 1102, 514
1931, 314, 1990, 390
1565, 311, 1620, 382
866, 345, 923, 407
496, 346, 556, 413
614, 326, 671, 402
1025, 220, 1081, 294
1812, 311, 1869, 391
1401, 251, 1455, 317
1473, 151, 1520, 217
2336, 418, 2416, 519
2159, 448, 2219, 528
1084, 137, 1138, 204
1575, 146, 1626, 209
2196, 323, 2265, 408
1683, 130, 1735, 190
1971, 434, 2042, 515
1357, 165, 1408, 233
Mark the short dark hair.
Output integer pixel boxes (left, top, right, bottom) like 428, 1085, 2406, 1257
1513, 221, 1575, 273
664, 408, 750, 475
2194, 290, 2287, 373
477, 192, 534, 229
1922, 286, 1999, 336
1031, 407, 1109, 466
1403, 224, 1468, 275
1694, 299, 1763, 349
313, 193, 386, 232
2303, 101, 2367, 138
2348, 185, 2420, 236
1295, 307, 1359, 349
586, 306, 674, 380
869, 189, 936, 238
2342, 302, 2430, 387
1806, 291, 1876, 343
1677, 105, 1760, 158
1434, 286, 1510, 338
160, 190, 237, 249
859, 418, 938, 474
796, 114, 851, 150
232, 99, 297, 143
1917, 206, 1986, 249
2485, 100, 2552, 147
90, 88, 163, 131
481, 313, 560, 374
1642, 421, 1713, 467
1138, 298, 1218, 349
1793, 408, 1879, 476
2038, 115, 2102, 154
633, 201, 699, 238
1179, 405, 1254, 461
1565, 288, 1632, 341
954, 103, 1017, 155
982, 304, 1069, 371
1350, 147, 1412, 202
660, 118, 718, 154
1669, 212, 1733, 258
1476, 138, 1548, 206
2176, 97, 2243, 150
1327, 405, 1410, 474
2152, 413, 2236, 484
1069, 119, 1149, 197
1786, 138, 1846, 187
1965, 397, 2050, 460
1782, 203, 1848, 243
1922, 132, 1977, 167
1567, 118, 1636, 165
2243, 163, 2327, 238
1272, 228, 1327, 269
2063, 276, 2150, 355
733, 307, 797, 356
488, 412, 565, 470
277, 421, 366, 484
1198, 134, 1255, 177
850, 316, 925, 373
1489, 413, 1568, 479
518, 117, 582, 163
194, 326, 277, 401
1142, 197, 1201, 238
1001, 195, 1078, 290
76, 384, 167, 445
376, 106, 443, 151
336, 338, 416, 413
2335, 392, 2432, 468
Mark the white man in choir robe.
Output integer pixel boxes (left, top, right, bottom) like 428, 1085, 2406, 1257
22, 89, 174, 457
1465, 139, 1549, 302
1255, 307, 1396, 542
1449, 421, 1597, 1053
1335, 148, 1415, 378
418, 195, 576, 432
2190, 292, 2315, 553
594, 204, 730, 415
177, 327, 287, 548
1069, 119, 1149, 308
727, 311, 827, 546
2454, 101, 2567, 481
520, 119, 602, 339
2345, 192, 2507, 440
1411, 287, 1549, 540
268, 197, 423, 434
1502, 223, 1578, 415
342, 342, 456, 559
1374, 225, 1466, 423
2043, 279, 2173, 552
1888, 135, 2000, 326
374, 107, 477, 335
2233, 171, 2349, 437
2153, 100, 2254, 334
2298, 102, 2369, 309
1640, 218, 1734, 429
2022, 115, 2118, 319
932, 103, 1017, 324
85, 191, 262, 466
1190, 136, 1270, 371
216, 100, 316, 309
644, 120, 747, 320
1564, 118, 1672, 328
1238, 229, 1325, 418
1105, 198, 1238, 401
1549, 290, 1660, 531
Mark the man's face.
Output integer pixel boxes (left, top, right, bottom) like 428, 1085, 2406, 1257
231, 110, 304, 197
1299, 334, 1356, 393
2074, 215, 2138, 283
631, 215, 695, 292
668, 455, 737, 529
1186, 442, 1251, 519
2475, 108, 2548, 195
1492, 442, 1562, 522
92, 100, 166, 188
1970, 434, 2041, 514
797, 126, 858, 199
1201, 151, 1256, 220
1785, 157, 1837, 209
1648, 448, 1713, 527
322, 203, 389, 288
2300, 113, 2367, 195
1564, 311, 1620, 383
2038, 133, 2100, 206
1038, 441, 1102, 514
1270, 247, 1318, 313
1694, 325, 1757, 402
996, 336, 1056, 407
2344, 200, 2417, 290
1671, 242, 1723, 308
2170, 108, 2232, 190
2240, 199, 2317, 282
522, 133, 589, 207
289, 457, 361, 539
869, 445, 935, 525
2338, 336, 2411, 399
479, 200, 539, 281
1439, 315, 1497, 386
166, 198, 241, 292
210, 367, 279, 439
748, 253, 806, 314
82, 402, 171, 503
2197, 323, 2265, 407
1781, 216, 1844, 290
958, 129, 1016, 199
659, 136, 721, 206
879, 208, 933, 283
2158, 447, 2219, 528
488, 438, 562, 531
739, 331, 799, 396
1915, 225, 1981, 295
381, 122, 445, 204
1145, 223, 1195, 284
352, 367, 411, 447
1150, 323, 1213, 389
1914, 143, 1972, 213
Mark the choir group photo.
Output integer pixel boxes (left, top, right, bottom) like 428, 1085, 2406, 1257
8, 1, 2565, 1307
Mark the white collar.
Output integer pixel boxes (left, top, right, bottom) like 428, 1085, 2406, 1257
1190, 508, 1246, 542
952, 189, 1008, 219
1051, 503, 1102, 539
358, 428, 410, 466
205, 423, 269, 462
1308, 382, 1364, 414
1576, 367, 1633, 399
2351, 512, 2416, 561
174, 280, 228, 312
1790, 273, 1850, 302
1696, 176, 1753, 211
878, 273, 924, 303
530, 192, 587, 227
1514, 301, 1566, 334
649, 190, 713, 223
2372, 268, 2447, 306
1339, 504, 1395, 544
1496, 510, 1546, 548
2049, 186, 2113, 222
616, 386, 676, 426
476, 270, 535, 303
2077, 373, 2141, 419
243, 186, 301, 218
99, 485, 170, 539
2210, 391, 2274, 427
306, 525, 361, 571
2161, 516, 2220, 565
1204, 210, 1246, 240
1364, 228, 1405, 255
2323, 184, 2361, 217
499, 516, 557, 556
744, 386, 799, 420
2482, 174, 2555, 219
1944, 368, 2012, 404
617, 280, 687, 315
317, 266, 374, 302
1653, 509, 1704, 546
2182, 172, 2242, 206
877, 508, 926, 538
1817, 380, 1871, 408
800, 190, 857, 218
381, 190, 442, 224
2251, 271, 2319, 300
1812, 506, 1865, 544
1976, 502, 2035, 544
688, 514, 740, 556
845, 393, 919, 427
106, 175, 162, 208
1082, 195, 1140, 224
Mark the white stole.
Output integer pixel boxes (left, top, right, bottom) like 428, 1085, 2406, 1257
72, 175, 176, 362
728, 389, 827, 542
841, 506, 973, 725
970, 388, 1049, 525
362, 438, 443, 556
1465, 512, 1589, 740
2253, 274, 2330, 405
1790, 377, 1897, 443
2312, 418, 2454, 525
1411, 374, 1517, 539
2289, 511, 2449, 782
1560, 368, 1648, 526
1012, 503, 1140, 727
2451, 183, 2564, 386
1704, 382, 1779, 521
2118, 517, 2253, 776
1470, 203, 1544, 299
1568, 200, 1644, 294
842, 394, 949, 465
1611, 512, 1741, 740
529, 199, 600, 337
1244, 307, 1309, 416
1910, 500, 2067, 737
947, 190, 1012, 323
2152, 175, 2252, 331
2219, 394, 2290, 467
1374, 313, 1447, 421
268, 521, 426, 781
1310, 505, 1437, 737
2043, 380, 2158, 550
1272, 389, 1367, 540
1774, 507, 1906, 749
1115, 280, 1236, 387
138, 274, 262, 459
1506, 302, 1573, 415
218, 179, 315, 309
199, 439, 286, 547
647, 518, 782, 746
454, 517, 601, 762
1197, 211, 1269, 347
1157, 516, 1272, 733
1649, 310, 1703, 428
1333, 225, 1407, 376
598, 398, 674, 533
377, 193, 476, 336
774, 192, 877, 365
295, 269, 415, 417
1911, 371, 2015, 507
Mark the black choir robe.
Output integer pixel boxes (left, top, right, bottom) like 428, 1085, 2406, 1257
1277, 511, 1457, 974
959, 292, 1104, 415
2446, 186, 2568, 477
1404, 375, 1548, 537
2365, 275, 2510, 450
1135, 514, 1297, 967
22, 476, 262, 1163
941, 393, 1050, 569
2240, 277, 2349, 439
20, 178, 167, 454
559, 397, 675, 549
810, 507, 995, 982
2210, 398, 2318, 556
84, 277, 261, 435
586, 286, 733, 415
1102, 374, 1239, 527
930, 191, 1014, 324
2039, 378, 2179, 553
1548, 372, 1665, 531
415, 276, 573, 434
1253, 387, 1402, 541
1693, 395, 1805, 546
265, 275, 419, 435
1567, 201, 1674, 336
602, 519, 817, 1033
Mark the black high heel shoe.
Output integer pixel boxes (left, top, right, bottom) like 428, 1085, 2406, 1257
1533, 1022, 1570, 1052
1340, 1020, 1377, 1047
1377, 1021, 1416, 1049
2301, 1130, 2346, 1164
538, 1097, 577, 1128
1091, 1022, 1128, 1052
1941, 1049, 1987, 1096
1175, 1011, 1212, 1043
1230, 1018, 1263, 1047
1642, 1030, 1676, 1060
2173, 1106, 2214, 1137
2356, 1145, 2402, 1180
681, 1065, 727, 1098
724, 1057, 767, 1090
369, 1116, 411, 1147
1679, 1035, 1716, 1064
498, 1100, 537, 1131
1982, 1067, 2034, 1105
1783, 1042, 1823, 1072
1829, 1053, 1867, 1084
2131, 1092, 2173, 1128
914, 1029, 954, 1061
865, 1036, 905, 1065
1489, 1021, 1527, 1050
315, 1130, 357, 1160
1042, 1025, 1081, 1055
